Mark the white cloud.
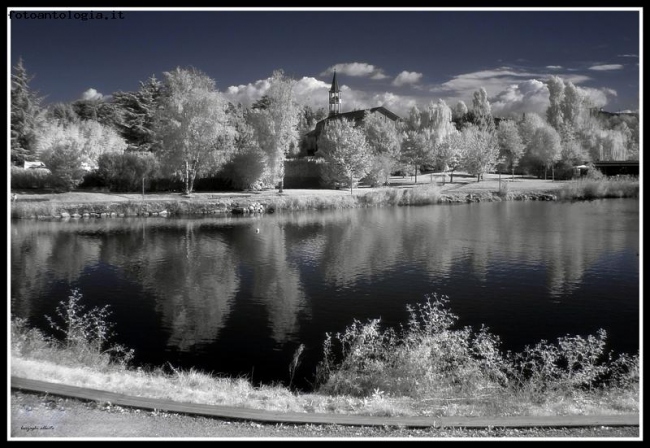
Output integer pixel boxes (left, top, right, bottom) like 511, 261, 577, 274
81, 88, 104, 101
490, 79, 551, 118
224, 78, 272, 106
392, 71, 423, 87
429, 66, 592, 109
321, 62, 387, 79
224, 74, 421, 118
224, 76, 336, 112
223, 67, 619, 124
546, 65, 563, 70
579, 87, 610, 108
601, 88, 618, 97
489, 79, 616, 118
617, 54, 638, 58
588, 64, 624, 71
370, 72, 389, 80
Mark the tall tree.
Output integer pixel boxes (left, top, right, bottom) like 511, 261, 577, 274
11, 58, 44, 164
453, 100, 468, 122
560, 81, 583, 131
517, 112, 546, 149
399, 105, 435, 184
401, 130, 435, 184
459, 124, 499, 182
249, 70, 300, 192
318, 118, 372, 194
546, 75, 566, 131
113, 75, 163, 152
72, 98, 122, 129
155, 67, 234, 195
529, 125, 562, 180
361, 110, 401, 186
45, 102, 79, 125
471, 88, 495, 133
439, 133, 463, 182
497, 120, 524, 178
427, 99, 457, 145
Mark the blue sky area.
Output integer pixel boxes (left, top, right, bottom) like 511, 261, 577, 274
9, 7, 641, 118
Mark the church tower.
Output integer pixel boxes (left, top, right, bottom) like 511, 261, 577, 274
328, 70, 341, 117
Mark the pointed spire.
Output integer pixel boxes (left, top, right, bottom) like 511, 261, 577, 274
330, 70, 339, 93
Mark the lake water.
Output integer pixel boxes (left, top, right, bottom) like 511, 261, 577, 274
10, 199, 640, 390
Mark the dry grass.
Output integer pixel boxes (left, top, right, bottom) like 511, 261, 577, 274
10, 294, 638, 420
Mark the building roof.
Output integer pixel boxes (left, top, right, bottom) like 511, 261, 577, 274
314, 106, 400, 132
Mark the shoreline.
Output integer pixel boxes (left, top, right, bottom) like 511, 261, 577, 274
9, 175, 639, 220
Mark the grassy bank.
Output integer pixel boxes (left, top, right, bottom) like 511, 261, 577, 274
11, 291, 639, 419
10, 176, 639, 220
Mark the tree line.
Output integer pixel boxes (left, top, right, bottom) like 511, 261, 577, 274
11, 59, 639, 194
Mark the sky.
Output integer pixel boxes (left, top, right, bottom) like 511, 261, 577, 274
8, 7, 641, 119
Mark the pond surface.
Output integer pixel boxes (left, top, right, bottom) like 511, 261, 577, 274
10, 199, 640, 390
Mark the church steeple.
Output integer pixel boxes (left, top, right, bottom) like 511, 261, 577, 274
328, 70, 341, 117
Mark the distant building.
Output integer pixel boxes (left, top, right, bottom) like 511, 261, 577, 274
304, 71, 401, 156
23, 160, 50, 173
589, 107, 639, 119
593, 160, 639, 176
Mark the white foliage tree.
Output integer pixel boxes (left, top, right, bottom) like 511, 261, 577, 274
361, 110, 401, 186
427, 99, 457, 146
37, 119, 127, 169
249, 70, 300, 192
318, 118, 372, 194
471, 88, 495, 133
529, 125, 562, 179
156, 67, 234, 195
453, 100, 468, 121
497, 120, 524, 178
546, 75, 565, 131
459, 124, 499, 181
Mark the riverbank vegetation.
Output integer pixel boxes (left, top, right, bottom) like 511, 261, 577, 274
10, 174, 639, 220
557, 175, 639, 201
11, 290, 639, 418
12, 58, 638, 198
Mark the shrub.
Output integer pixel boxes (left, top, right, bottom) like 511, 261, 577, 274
585, 163, 605, 180
316, 294, 639, 403
284, 157, 324, 189
221, 147, 267, 190
316, 295, 509, 398
362, 154, 395, 187
40, 142, 87, 192
10, 166, 53, 190
11, 317, 51, 359
97, 152, 160, 192
45, 289, 133, 368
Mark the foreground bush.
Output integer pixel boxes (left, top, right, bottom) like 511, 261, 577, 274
315, 295, 639, 405
12, 289, 133, 369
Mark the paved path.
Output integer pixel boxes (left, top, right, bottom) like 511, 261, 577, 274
11, 377, 638, 429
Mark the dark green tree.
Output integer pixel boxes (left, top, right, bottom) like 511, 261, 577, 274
71, 98, 121, 129
11, 58, 44, 164
112, 76, 163, 152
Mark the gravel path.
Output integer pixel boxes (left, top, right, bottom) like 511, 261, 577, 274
10, 392, 640, 439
